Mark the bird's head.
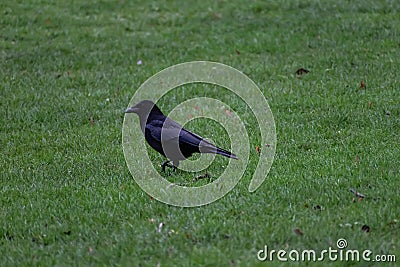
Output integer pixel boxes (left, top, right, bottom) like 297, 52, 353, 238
125, 100, 164, 128
125, 100, 164, 131
126, 100, 152, 114
125, 100, 163, 115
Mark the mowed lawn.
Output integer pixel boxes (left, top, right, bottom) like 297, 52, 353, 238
1, 0, 399, 266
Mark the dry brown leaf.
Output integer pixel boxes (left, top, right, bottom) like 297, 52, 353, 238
294, 228, 304, 236
295, 68, 310, 76
360, 80, 366, 89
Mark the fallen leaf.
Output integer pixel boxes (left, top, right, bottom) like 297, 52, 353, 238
168, 229, 175, 235
361, 224, 370, 233
295, 68, 310, 76
222, 234, 231, 239
255, 146, 261, 154
89, 117, 94, 126
354, 155, 359, 163
313, 205, 322, 211
387, 219, 398, 228
158, 222, 164, 233
350, 188, 365, 199
235, 49, 241, 55
369, 101, 373, 108
88, 247, 93, 254
193, 172, 210, 181
63, 230, 71, 235
213, 13, 222, 19
294, 228, 304, 236
339, 223, 353, 228
360, 80, 366, 89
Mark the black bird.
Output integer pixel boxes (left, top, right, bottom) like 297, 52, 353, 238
125, 100, 238, 171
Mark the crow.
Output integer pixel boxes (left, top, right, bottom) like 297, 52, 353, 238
125, 100, 238, 171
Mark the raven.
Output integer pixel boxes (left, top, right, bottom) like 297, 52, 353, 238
125, 100, 238, 171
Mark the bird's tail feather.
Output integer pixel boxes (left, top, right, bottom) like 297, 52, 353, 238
199, 139, 238, 159
216, 147, 238, 160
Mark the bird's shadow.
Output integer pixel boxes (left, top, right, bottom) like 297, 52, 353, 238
148, 150, 227, 187
158, 167, 214, 187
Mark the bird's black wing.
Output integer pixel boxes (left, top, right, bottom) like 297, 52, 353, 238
145, 117, 198, 160
178, 127, 237, 159
146, 117, 215, 149
145, 117, 182, 142
146, 117, 232, 158
143, 118, 166, 155
178, 128, 219, 154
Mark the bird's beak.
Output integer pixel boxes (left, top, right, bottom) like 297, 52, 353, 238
125, 106, 138, 113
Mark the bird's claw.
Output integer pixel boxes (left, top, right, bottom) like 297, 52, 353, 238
161, 161, 176, 172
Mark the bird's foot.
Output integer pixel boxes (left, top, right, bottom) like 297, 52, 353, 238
161, 161, 176, 172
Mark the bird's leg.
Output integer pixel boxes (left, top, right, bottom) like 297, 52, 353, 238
161, 160, 175, 172
161, 161, 170, 172
172, 161, 179, 172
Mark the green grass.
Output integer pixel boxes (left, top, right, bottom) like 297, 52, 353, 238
1, 0, 399, 266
